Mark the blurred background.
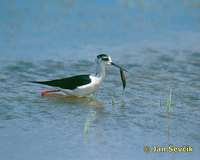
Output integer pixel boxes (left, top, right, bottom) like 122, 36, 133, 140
0, 0, 200, 160
1, 0, 200, 60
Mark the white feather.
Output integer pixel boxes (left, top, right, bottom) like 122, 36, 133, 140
61, 75, 104, 97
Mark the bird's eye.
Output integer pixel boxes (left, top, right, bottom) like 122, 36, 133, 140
102, 57, 109, 61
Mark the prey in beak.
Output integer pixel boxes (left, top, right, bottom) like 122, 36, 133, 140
111, 62, 127, 90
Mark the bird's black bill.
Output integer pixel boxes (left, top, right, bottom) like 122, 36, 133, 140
111, 62, 128, 72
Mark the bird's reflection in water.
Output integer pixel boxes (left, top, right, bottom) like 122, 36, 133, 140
42, 93, 104, 108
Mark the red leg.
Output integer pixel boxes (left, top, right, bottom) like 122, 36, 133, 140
41, 90, 61, 96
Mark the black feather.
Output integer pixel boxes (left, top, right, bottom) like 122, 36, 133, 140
31, 75, 91, 90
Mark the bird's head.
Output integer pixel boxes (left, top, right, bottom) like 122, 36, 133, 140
96, 54, 112, 66
96, 54, 128, 72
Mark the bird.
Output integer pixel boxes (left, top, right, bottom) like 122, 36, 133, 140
32, 54, 127, 97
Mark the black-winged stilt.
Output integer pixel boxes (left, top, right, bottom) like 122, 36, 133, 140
32, 54, 127, 97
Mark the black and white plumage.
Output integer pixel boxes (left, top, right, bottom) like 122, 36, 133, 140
32, 54, 127, 97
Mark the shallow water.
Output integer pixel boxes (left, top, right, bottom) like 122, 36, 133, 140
0, 0, 200, 160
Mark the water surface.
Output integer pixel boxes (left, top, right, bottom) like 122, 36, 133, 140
0, 0, 200, 160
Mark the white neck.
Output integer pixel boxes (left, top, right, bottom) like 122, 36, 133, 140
95, 63, 106, 78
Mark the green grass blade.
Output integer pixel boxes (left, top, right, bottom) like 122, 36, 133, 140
167, 89, 172, 115
112, 97, 115, 106
84, 115, 90, 135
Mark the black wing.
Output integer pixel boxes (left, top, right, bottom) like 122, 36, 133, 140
32, 75, 91, 90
